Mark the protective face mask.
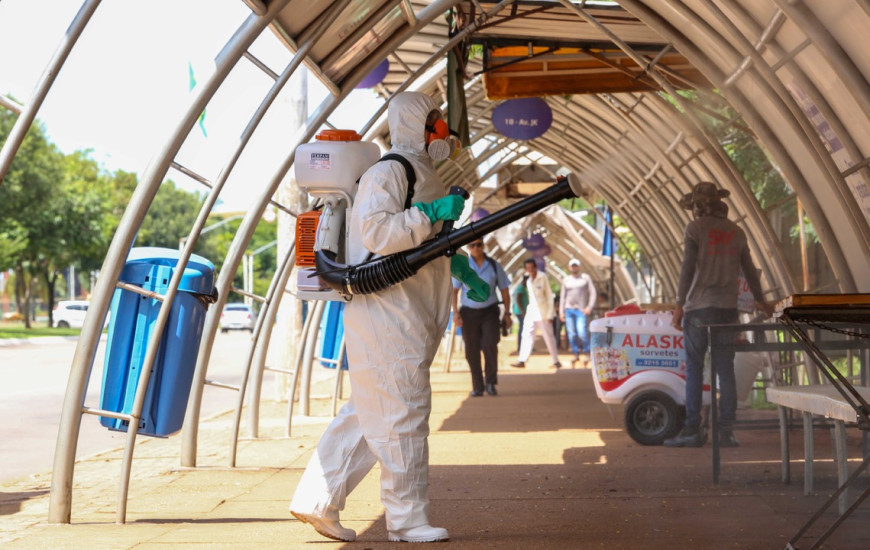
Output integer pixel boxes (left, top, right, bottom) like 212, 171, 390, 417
427, 135, 460, 161
425, 118, 460, 161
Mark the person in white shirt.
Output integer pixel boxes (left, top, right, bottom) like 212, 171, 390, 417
511, 259, 562, 369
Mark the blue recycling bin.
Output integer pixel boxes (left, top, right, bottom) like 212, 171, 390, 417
99, 247, 217, 437
318, 301, 348, 370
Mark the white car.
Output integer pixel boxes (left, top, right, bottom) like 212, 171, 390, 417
220, 303, 255, 333
52, 300, 91, 329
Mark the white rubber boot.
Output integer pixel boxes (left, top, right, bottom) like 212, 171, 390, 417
388, 525, 449, 543
291, 510, 356, 542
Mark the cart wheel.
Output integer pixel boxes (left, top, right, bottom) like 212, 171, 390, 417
624, 391, 684, 446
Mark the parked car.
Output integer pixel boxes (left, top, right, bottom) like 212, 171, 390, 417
52, 300, 91, 329
220, 303, 255, 333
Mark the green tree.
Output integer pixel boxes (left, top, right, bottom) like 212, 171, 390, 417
669, 90, 794, 215
0, 222, 27, 273
135, 180, 205, 249
33, 151, 111, 323
204, 215, 277, 306
0, 108, 66, 326
1, 105, 118, 326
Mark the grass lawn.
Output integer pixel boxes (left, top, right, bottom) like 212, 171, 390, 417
0, 322, 81, 339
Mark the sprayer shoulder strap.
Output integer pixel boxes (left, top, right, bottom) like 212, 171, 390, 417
485, 255, 498, 278
360, 153, 418, 263
378, 153, 417, 210
484, 255, 505, 305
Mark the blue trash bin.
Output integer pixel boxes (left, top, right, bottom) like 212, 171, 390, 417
318, 301, 348, 370
99, 247, 217, 437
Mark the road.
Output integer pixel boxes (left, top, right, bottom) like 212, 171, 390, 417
0, 331, 275, 483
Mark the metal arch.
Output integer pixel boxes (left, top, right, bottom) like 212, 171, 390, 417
0, 95, 23, 114
358, 0, 515, 137
697, 1, 870, 276
499, 240, 533, 276
530, 94, 691, 296
473, 149, 562, 204
532, 100, 686, 292
595, 96, 699, 243
26, 0, 870, 527
485, 206, 636, 305
635, 91, 790, 299
244, 245, 298, 440
612, 40, 792, 302
286, 299, 327, 427
569, 0, 793, 300
48, 2, 294, 524
533, 83, 773, 303
621, 0, 832, 297
562, 4, 769, 243
227, 244, 296, 466
680, 3, 853, 292
236, 4, 491, 447
318, 1, 406, 73
623, 101, 724, 295
0, 0, 102, 185
594, 93, 699, 204
622, 1, 820, 296
497, 214, 637, 306
177, 0, 354, 468
773, 0, 870, 123
580, 94, 711, 295
181, 0, 464, 467
726, 2, 870, 244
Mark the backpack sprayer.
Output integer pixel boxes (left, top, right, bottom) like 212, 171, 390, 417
294, 130, 583, 301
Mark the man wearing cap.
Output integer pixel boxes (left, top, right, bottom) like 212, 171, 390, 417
664, 182, 772, 448
559, 259, 597, 366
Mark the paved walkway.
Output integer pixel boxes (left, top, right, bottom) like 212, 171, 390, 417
2, 351, 869, 549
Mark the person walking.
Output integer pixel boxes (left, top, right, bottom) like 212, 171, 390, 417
451, 239, 512, 396
511, 259, 562, 369
289, 91, 480, 543
511, 274, 529, 354
663, 182, 771, 449
559, 258, 597, 366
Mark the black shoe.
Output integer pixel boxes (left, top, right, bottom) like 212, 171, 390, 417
486, 383, 497, 396
470, 389, 484, 397
663, 426, 704, 448
510, 361, 525, 369
553, 362, 562, 369
719, 428, 740, 447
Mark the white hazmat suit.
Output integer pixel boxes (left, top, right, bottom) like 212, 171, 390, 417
290, 92, 452, 542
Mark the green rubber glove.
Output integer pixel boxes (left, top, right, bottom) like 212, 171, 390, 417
450, 254, 490, 302
414, 195, 465, 224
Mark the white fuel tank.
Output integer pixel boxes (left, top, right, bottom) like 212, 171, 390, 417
295, 129, 380, 199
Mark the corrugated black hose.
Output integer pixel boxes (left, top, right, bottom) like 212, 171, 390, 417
313, 174, 582, 298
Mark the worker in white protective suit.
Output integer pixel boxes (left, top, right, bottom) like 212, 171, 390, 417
290, 91, 485, 543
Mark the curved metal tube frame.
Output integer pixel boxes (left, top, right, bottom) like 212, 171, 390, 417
48, 2, 293, 524
0, 0, 102, 185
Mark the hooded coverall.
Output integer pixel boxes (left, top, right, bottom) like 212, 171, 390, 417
290, 92, 451, 532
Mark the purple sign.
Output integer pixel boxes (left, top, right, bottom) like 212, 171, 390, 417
356, 59, 389, 89
470, 208, 490, 221
522, 233, 551, 271
522, 233, 546, 250
492, 97, 552, 140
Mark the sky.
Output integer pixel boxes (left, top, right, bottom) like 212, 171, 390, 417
0, 0, 385, 212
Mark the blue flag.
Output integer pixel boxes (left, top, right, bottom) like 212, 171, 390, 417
602, 207, 616, 257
